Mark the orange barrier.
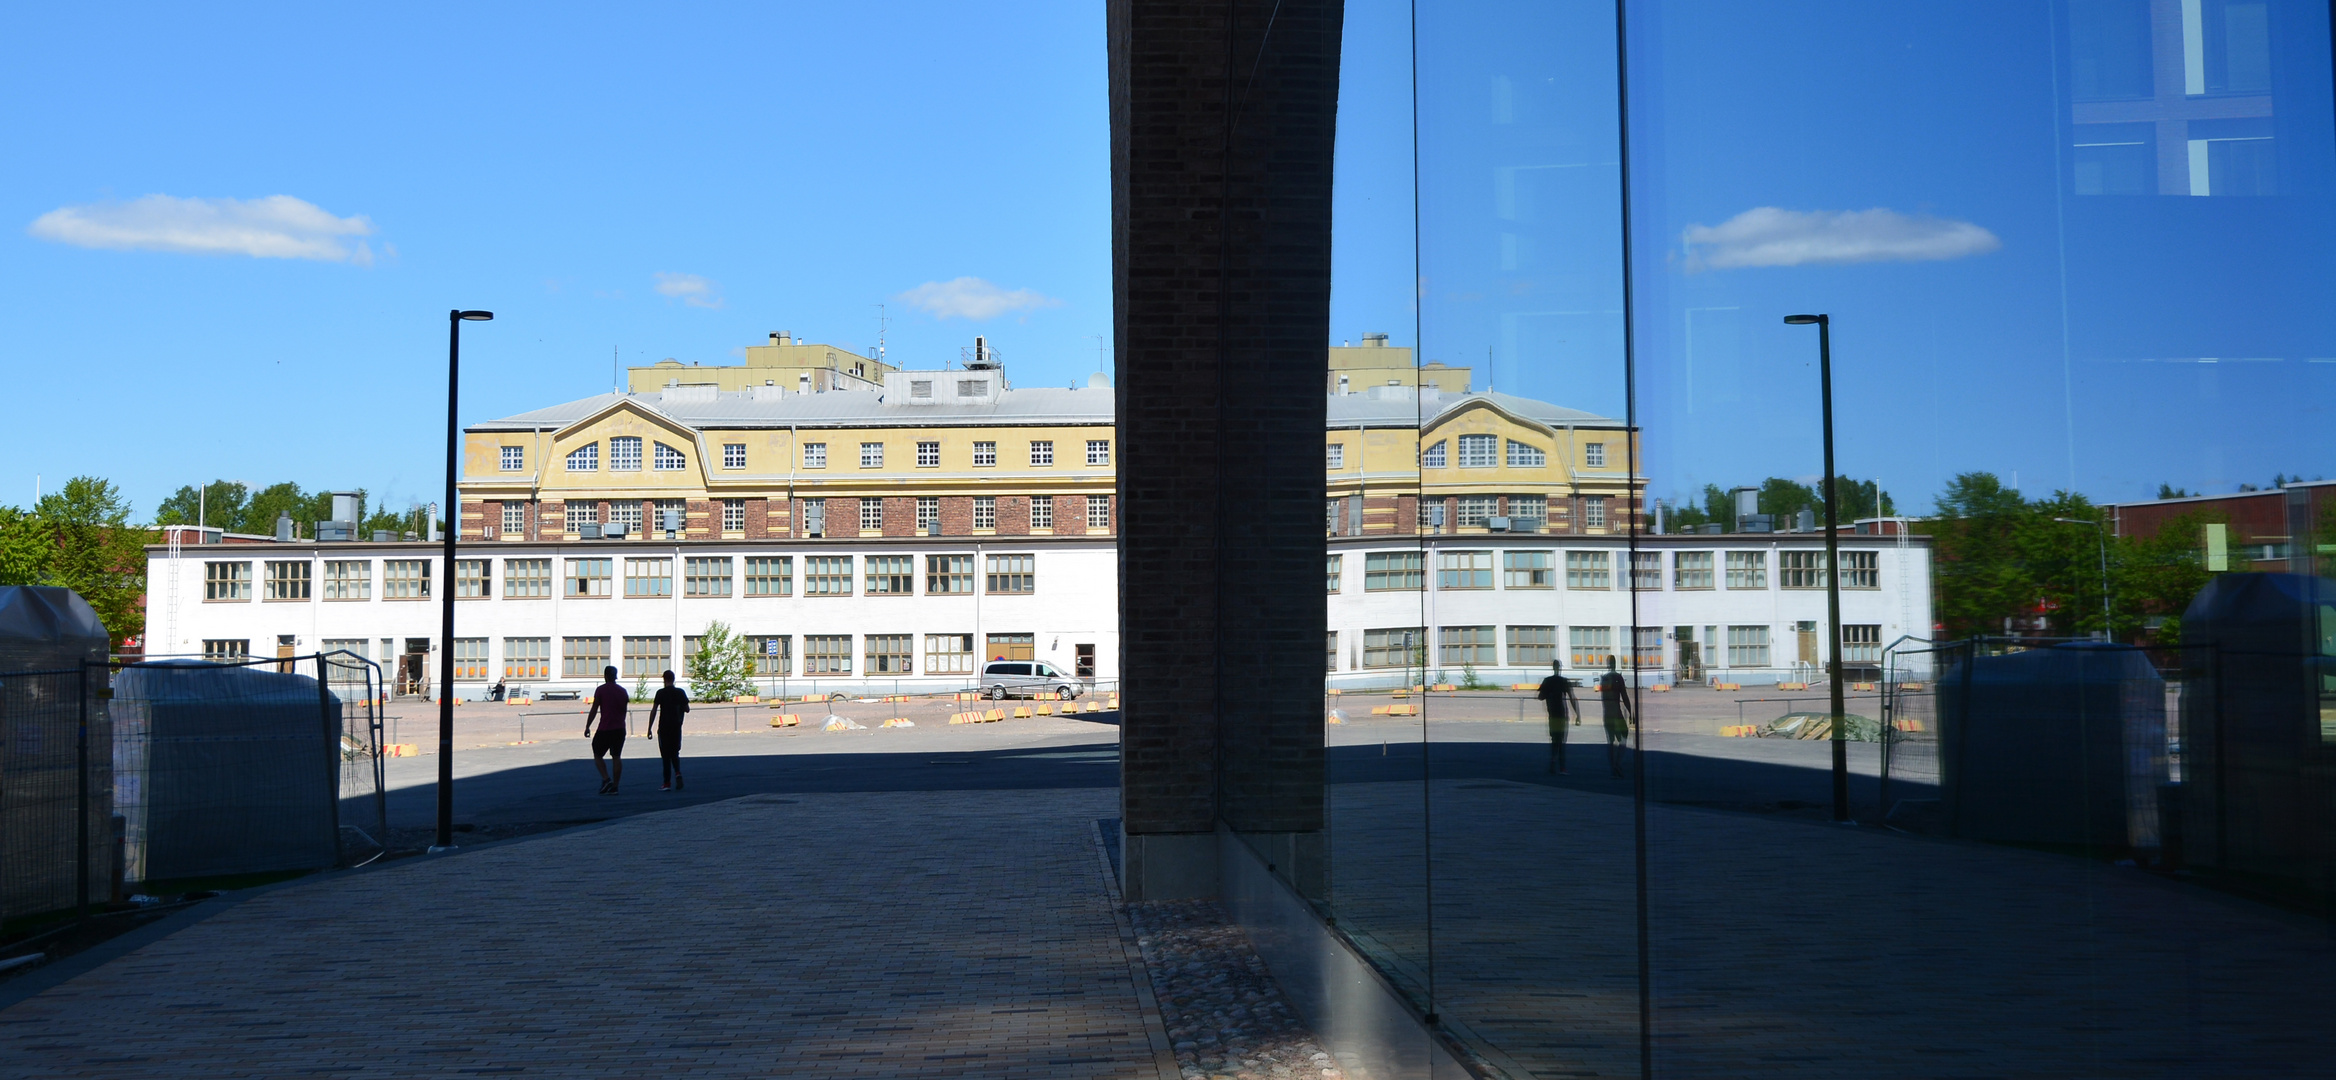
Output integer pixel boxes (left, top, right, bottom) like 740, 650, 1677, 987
1777, 681, 1810, 691
1032, 704, 1053, 715
770, 714, 800, 727
1719, 724, 1759, 738
1899, 682, 1926, 692
1083, 701, 1101, 713
1371, 704, 1421, 716
1012, 706, 1033, 718
383, 743, 420, 757
880, 717, 914, 728
1714, 682, 1743, 691
1509, 683, 1539, 691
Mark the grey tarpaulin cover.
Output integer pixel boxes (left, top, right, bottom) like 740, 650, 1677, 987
113, 660, 339, 883
2177, 572, 2336, 883
1941, 642, 2167, 850
0, 585, 111, 919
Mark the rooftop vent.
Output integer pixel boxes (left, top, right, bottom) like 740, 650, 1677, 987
1362, 332, 1390, 347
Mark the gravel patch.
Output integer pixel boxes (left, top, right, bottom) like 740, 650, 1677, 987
1127, 899, 1345, 1080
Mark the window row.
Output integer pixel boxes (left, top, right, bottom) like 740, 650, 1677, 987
1327, 549, 1882, 593
561, 436, 691, 473
795, 438, 1109, 470
208, 554, 1043, 601
1331, 622, 1883, 671
527, 494, 1112, 537
1415, 435, 1592, 469
472, 631, 1053, 681
1414, 495, 1597, 532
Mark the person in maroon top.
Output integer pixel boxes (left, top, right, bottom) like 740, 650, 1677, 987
585, 665, 629, 794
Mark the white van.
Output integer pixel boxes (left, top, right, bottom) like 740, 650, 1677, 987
978, 660, 1085, 701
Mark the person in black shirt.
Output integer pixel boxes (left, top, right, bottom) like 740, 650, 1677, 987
1598, 657, 1634, 777
646, 669, 690, 791
1536, 661, 1580, 775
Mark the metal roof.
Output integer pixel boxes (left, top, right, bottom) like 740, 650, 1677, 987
1326, 388, 1620, 430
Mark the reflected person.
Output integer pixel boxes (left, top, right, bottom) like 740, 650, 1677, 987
1536, 660, 1581, 775
1598, 657, 1633, 777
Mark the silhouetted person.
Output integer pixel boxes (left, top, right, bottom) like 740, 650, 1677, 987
585, 665, 627, 794
1598, 657, 1633, 777
1536, 660, 1580, 775
647, 669, 689, 791
490, 678, 506, 703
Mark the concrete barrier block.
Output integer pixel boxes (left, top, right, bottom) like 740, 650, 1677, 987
770, 714, 800, 727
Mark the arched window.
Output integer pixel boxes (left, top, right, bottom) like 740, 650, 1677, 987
565, 443, 598, 471
653, 442, 687, 470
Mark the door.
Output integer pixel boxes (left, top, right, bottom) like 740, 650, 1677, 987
1794, 621, 1818, 666
1075, 643, 1096, 679
276, 634, 297, 673
986, 633, 1034, 661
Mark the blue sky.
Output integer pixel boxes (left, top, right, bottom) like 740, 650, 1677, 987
1, 3, 1107, 517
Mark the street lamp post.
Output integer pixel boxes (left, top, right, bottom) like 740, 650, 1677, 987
436, 309, 494, 852
1783, 313, 1850, 823
2054, 517, 2114, 639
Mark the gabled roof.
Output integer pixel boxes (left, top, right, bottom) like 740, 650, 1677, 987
470, 387, 1116, 432
1327, 389, 1620, 432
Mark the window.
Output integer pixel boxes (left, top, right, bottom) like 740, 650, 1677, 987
1364, 551, 1424, 591
1030, 440, 1055, 466
1457, 433, 1498, 467
1507, 440, 1545, 467
916, 496, 939, 532
972, 441, 997, 467
1421, 440, 1447, 468
607, 501, 643, 535
502, 503, 526, 535
1504, 550, 1553, 589
858, 498, 885, 532
1725, 551, 1768, 589
563, 636, 611, 678
684, 556, 732, 597
747, 635, 791, 675
860, 441, 884, 468
986, 554, 1035, 594
916, 441, 940, 467
503, 637, 549, 681
1569, 626, 1614, 669
622, 636, 671, 680
324, 560, 370, 600
804, 634, 852, 674
1031, 496, 1054, 530
1418, 500, 1446, 530
802, 497, 826, 537
910, 379, 934, 399
1087, 495, 1111, 529
910, 634, 968, 675
1585, 442, 1606, 467
1440, 625, 1496, 667
1457, 495, 1497, 527
804, 556, 854, 596
624, 557, 672, 598
265, 560, 310, 601
1565, 551, 1610, 590
453, 638, 489, 681
385, 559, 431, 599
1844, 624, 1883, 665
722, 498, 746, 533
927, 555, 975, 595
865, 634, 913, 675
865, 555, 914, 595
1326, 631, 1339, 672
957, 378, 989, 397
1633, 626, 1664, 668
455, 559, 490, 599
1781, 550, 1827, 589
1508, 495, 1547, 528
1727, 625, 1771, 668
1631, 552, 1662, 590
505, 558, 550, 599
500, 445, 524, 471
745, 556, 792, 596
1362, 627, 1424, 669
565, 503, 600, 534
1674, 552, 1714, 590
653, 442, 686, 470
1327, 499, 1341, 533
1326, 554, 1342, 593
565, 443, 598, 471
803, 442, 827, 468
203, 639, 250, 662
204, 561, 252, 601
1840, 550, 1879, 589
1583, 496, 1608, 529
1508, 625, 1557, 667
565, 558, 612, 598
1087, 439, 1111, 466
1438, 550, 1493, 590
722, 443, 746, 470
973, 496, 997, 530
609, 436, 642, 472
1326, 444, 1346, 469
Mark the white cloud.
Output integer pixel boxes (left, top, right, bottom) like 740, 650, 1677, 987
653, 271, 723, 309
27, 194, 375, 261
1681, 207, 2000, 271
895, 276, 1063, 320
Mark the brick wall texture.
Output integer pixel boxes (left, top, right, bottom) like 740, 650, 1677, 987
1113, 0, 1341, 838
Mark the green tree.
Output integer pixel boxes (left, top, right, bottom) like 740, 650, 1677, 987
688, 620, 758, 702
153, 480, 250, 529
0, 506, 49, 586
2112, 510, 2217, 647
32, 477, 150, 649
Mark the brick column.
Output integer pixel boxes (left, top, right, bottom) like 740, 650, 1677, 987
1112, 0, 1340, 900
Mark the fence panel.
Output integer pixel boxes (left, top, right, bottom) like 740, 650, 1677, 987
0, 667, 106, 924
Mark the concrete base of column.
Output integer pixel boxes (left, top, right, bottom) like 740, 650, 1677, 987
1120, 830, 1218, 901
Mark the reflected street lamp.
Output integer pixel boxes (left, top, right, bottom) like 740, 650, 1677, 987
2054, 517, 2114, 639
1783, 313, 1850, 823
435, 309, 494, 852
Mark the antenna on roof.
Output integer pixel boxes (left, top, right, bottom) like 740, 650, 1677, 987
613, 345, 619, 394
874, 304, 888, 367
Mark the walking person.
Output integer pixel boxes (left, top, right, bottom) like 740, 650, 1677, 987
1598, 657, 1634, 778
584, 665, 628, 795
646, 669, 690, 791
1537, 660, 1580, 775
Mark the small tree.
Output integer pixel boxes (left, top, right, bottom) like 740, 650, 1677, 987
688, 620, 758, 702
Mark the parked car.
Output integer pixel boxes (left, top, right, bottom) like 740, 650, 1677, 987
979, 660, 1085, 701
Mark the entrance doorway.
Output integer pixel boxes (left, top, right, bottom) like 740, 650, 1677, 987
276, 634, 297, 673
1075, 643, 1096, 679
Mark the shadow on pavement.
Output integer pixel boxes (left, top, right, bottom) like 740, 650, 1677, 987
1330, 740, 1934, 822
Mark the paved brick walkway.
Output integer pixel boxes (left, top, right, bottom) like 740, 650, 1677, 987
0, 789, 1176, 1079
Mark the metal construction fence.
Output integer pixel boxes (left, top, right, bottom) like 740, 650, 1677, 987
0, 652, 385, 927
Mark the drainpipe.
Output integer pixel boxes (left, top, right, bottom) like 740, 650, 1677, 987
786, 423, 798, 538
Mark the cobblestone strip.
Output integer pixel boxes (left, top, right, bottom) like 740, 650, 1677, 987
1126, 899, 1346, 1080
1090, 819, 1193, 1080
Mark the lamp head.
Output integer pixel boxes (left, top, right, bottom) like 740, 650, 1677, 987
456, 310, 495, 322
1783, 314, 1825, 325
